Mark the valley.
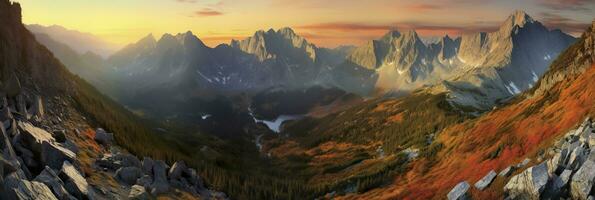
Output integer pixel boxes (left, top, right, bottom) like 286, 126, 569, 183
1, 1, 594, 199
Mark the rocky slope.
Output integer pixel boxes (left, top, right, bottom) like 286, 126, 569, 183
0, 1, 226, 199
335, 11, 575, 110
447, 117, 595, 200
335, 20, 594, 200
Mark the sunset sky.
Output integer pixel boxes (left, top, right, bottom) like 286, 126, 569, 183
13, 0, 595, 48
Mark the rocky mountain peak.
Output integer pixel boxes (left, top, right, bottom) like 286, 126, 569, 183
156, 33, 179, 48
502, 10, 535, 29
231, 27, 317, 61
380, 30, 402, 41
443, 34, 453, 42
137, 33, 156, 46
401, 30, 423, 42
175, 31, 206, 48
278, 27, 297, 37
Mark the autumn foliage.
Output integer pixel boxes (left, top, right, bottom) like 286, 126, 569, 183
341, 64, 595, 199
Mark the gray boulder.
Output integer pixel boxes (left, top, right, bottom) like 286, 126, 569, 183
33, 166, 75, 200
113, 153, 141, 168
1, 154, 17, 176
42, 141, 76, 170
17, 122, 75, 169
559, 169, 572, 186
570, 159, 595, 200
568, 146, 588, 170
14, 142, 37, 169
51, 130, 66, 143
447, 181, 470, 200
115, 166, 143, 185
95, 154, 121, 171
136, 175, 152, 188
128, 185, 150, 200
543, 174, 566, 199
4, 172, 58, 200
59, 161, 89, 199
141, 157, 154, 175
516, 158, 531, 168
149, 160, 170, 195
474, 170, 497, 190
62, 140, 79, 154
499, 166, 515, 177
548, 148, 570, 174
168, 160, 186, 180
185, 168, 205, 189
93, 128, 113, 145
504, 162, 549, 200
212, 191, 229, 200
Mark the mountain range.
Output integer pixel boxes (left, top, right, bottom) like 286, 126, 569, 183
26, 24, 120, 58
40, 10, 574, 114
336, 10, 575, 109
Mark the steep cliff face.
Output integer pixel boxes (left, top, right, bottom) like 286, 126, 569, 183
531, 22, 595, 97
0, 1, 72, 95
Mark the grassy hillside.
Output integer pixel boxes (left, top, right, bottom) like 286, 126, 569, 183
255, 91, 470, 197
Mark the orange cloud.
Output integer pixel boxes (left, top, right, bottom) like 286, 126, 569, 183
538, 0, 593, 11
297, 21, 499, 36
194, 8, 223, 17
539, 12, 590, 36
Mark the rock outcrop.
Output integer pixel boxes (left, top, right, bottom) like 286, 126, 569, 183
92, 142, 223, 199
571, 159, 595, 200
93, 128, 113, 145
447, 181, 470, 200
474, 170, 496, 190
33, 166, 75, 200
115, 166, 143, 185
59, 161, 89, 199
128, 184, 149, 200
504, 162, 549, 200
505, 117, 595, 200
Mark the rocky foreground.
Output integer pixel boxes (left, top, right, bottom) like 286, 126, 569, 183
448, 117, 595, 200
0, 90, 227, 199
